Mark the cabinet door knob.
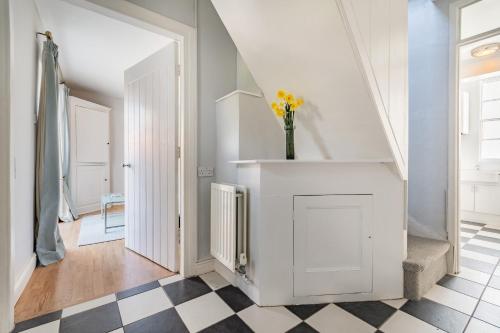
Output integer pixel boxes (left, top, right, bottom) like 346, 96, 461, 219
122, 163, 131, 168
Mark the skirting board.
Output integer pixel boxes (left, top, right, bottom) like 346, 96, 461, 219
213, 260, 260, 305
462, 210, 500, 226
189, 258, 214, 277
14, 253, 36, 304
76, 204, 101, 216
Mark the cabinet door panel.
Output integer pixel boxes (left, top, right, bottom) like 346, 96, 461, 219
294, 195, 373, 296
475, 185, 500, 215
74, 165, 108, 214
75, 106, 109, 163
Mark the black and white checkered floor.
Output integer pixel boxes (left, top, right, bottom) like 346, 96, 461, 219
14, 221, 500, 333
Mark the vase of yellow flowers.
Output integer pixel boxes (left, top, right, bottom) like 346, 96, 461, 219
271, 89, 304, 160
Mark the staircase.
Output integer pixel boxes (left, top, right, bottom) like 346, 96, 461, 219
403, 235, 451, 300
211, 0, 408, 178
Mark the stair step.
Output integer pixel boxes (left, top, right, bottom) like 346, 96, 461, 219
403, 236, 450, 300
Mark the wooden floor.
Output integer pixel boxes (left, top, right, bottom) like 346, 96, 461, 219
14, 208, 174, 323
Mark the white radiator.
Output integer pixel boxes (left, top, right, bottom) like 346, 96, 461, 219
210, 183, 247, 272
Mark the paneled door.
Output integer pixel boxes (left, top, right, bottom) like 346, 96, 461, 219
124, 43, 179, 271
293, 194, 373, 296
69, 97, 110, 214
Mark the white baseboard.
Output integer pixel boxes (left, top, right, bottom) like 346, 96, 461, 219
77, 203, 101, 216
213, 259, 260, 305
14, 253, 36, 304
189, 258, 214, 276
462, 210, 500, 226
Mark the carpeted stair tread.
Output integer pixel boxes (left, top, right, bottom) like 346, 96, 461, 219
404, 236, 450, 273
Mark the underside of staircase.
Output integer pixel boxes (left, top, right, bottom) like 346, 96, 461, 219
403, 235, 451, 300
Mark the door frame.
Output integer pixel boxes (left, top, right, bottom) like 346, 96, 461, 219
66, 0, 200, 277
0, 0, 13, 331
448, 0, 500, 273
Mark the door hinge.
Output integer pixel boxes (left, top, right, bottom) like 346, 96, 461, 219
176, 64, 181, 77
176, 146, 181, 159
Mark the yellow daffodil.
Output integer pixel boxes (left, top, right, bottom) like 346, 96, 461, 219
275, 108, 285, 117
271, 89, 304, 117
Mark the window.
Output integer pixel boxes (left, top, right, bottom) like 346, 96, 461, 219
461, 0, 500, 40
480, 78, 500, 160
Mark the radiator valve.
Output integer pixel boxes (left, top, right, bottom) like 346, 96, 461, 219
239, 253, 247, 266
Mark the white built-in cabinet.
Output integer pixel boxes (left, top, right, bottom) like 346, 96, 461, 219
461, 182, 500, 223
293, 195, 373, 297
217, 160, 405, 306
69, 96, 110, 214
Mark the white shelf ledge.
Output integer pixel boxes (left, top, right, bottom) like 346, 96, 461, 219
215, 90, 263, 103
229, 159, 394, 164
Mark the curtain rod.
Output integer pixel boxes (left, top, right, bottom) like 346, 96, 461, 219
36, 30, 53, 40
36, 30, 66, 84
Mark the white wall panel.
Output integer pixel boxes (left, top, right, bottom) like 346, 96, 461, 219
370, 0, 391, 113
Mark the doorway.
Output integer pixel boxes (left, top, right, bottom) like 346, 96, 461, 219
11, 0, 198, 325
450, 0, 500, 286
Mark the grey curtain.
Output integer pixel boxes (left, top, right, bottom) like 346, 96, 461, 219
35, 40, 65, 266
58, 83, 78, 222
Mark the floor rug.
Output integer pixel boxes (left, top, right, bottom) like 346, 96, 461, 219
78, 214, 124, 246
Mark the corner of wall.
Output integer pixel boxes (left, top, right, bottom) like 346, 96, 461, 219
408, 215, 447, 241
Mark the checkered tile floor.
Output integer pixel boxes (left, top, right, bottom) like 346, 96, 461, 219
14, 221, 500, 333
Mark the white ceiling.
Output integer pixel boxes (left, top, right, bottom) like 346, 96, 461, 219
35, 0, 173, 98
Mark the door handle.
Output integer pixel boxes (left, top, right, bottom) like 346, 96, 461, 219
122, 163, 131, 168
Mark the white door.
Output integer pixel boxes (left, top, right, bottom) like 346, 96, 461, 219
70, 97, 111, 214
124, 44, 179, 271
293, 195, 373, 297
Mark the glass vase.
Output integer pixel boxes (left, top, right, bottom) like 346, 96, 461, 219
285, 125, 295, 160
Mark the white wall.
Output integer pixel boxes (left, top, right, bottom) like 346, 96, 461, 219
1, 0, 13, 330
9, 0, 42, 285
70, 89, 125, 194
124, 0, 238, 260
408, 0, 450, 239
196, 0, 237, 259
461, 55, 500, 79
211, 0, 396, 165
236, 52, 260, 94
